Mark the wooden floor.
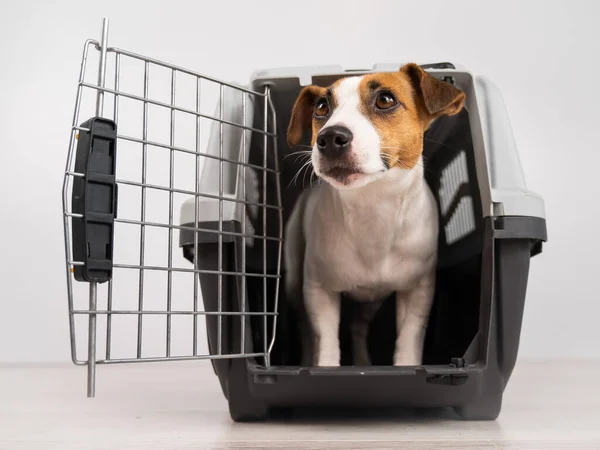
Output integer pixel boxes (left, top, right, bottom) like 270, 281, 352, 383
0, 360, 599, 449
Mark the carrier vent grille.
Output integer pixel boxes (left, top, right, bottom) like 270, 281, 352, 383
439, 151, 476, 245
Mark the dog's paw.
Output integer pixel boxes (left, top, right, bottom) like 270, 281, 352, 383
393, 353, 422, 366
353, 351, 371, 367
317, 360, 340, 367
316, 352, 340, 367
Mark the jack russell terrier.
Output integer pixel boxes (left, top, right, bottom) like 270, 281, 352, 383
284, 63, 465, 366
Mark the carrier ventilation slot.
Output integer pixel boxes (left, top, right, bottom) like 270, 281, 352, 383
438, 151, 476, 245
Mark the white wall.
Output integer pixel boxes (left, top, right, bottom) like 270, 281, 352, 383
1, 0, 598, 362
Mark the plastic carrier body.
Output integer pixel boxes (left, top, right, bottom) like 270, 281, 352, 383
62, 20, 546, 421
178, 63, 546, 421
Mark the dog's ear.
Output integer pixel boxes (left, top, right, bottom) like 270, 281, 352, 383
401, 63, 465, 118
287, 85, 325, 148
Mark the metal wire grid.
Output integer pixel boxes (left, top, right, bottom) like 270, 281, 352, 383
62, 19, 283, 397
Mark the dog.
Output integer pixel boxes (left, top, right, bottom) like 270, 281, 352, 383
284, 63, 465, 367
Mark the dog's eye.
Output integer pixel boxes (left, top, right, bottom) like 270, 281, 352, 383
375, 92, 397, 110
315, 98, 330, 117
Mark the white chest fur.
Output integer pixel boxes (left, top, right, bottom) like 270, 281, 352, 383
302, 166, 438, 301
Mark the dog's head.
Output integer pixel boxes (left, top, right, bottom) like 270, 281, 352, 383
287, 63, 466, 189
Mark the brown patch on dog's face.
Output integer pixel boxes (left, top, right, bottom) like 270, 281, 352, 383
356, 73, 424, 170
356, 65, 466, 170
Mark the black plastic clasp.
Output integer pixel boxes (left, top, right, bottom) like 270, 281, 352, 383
492, 216, 548, 256
71, 117, 118, 283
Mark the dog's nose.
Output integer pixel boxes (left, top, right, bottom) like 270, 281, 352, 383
316, 126, 353, 158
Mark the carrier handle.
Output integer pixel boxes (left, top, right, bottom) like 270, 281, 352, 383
70, 117, 118, 283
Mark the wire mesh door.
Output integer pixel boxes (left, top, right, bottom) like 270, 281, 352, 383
62, 19, 283, 397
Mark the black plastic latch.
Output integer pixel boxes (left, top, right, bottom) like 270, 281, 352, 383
71, 117, 118, 283
450, 357, 467, 368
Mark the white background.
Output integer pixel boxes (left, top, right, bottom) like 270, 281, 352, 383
0, 0, 598, 362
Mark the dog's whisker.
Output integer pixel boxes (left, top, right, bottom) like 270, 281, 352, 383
380, 146, 430, 157
290, 165, 307, 187
289, 158, 314, 188
284, 150, 312, 160
288, 164, 303, 187
293, 153, 312, 165
302, 161, 316, 189
285, 150, 312, 158
290, 144, 314, 151
380, 147, 430, 162
379, 151, 434, 175
423, 136, 461, 153
307, 168, 318, 189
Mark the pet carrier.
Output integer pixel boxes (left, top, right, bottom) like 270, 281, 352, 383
62, 20, 547, 421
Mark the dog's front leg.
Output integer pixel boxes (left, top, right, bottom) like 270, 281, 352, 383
394, 275, 435, 366
304, 282, 341, 366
